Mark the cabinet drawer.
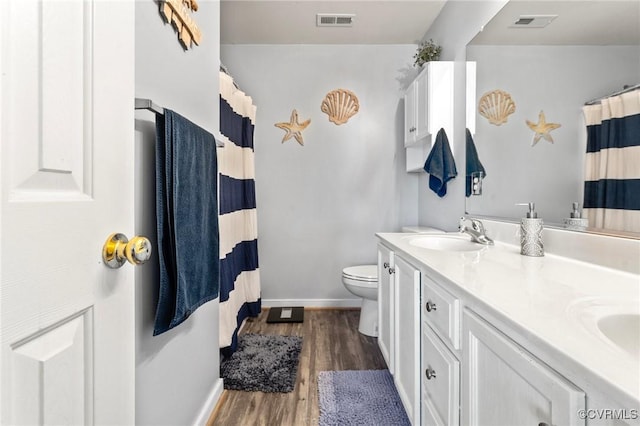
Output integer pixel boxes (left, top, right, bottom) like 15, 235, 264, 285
422, 324, 460, 426
423, 275, 460, 350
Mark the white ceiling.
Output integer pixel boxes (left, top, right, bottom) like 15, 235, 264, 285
470, 0, 640, 45
220, 0, 447, 44
221, 0, 640, 46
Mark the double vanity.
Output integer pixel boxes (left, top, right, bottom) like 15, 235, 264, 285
376, 222, 640, 425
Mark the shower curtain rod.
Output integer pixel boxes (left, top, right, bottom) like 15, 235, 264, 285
220, 64, 241, 90
135, 97, 224, 147
584, 83, 640, 105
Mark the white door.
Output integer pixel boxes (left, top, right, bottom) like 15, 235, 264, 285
0, 1, 136, 424
393, 255, 421, 425
377, 244, 394, 372
462, 309, 585, 426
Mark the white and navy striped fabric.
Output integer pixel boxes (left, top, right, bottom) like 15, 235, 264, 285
218, 71, 261, 357
582, 89, 640, 232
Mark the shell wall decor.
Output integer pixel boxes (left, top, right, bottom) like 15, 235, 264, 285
321, 89, 360, 125
160, 0, 203, 49
478, 89, 516, 126
526, 110, 561, 147
274, 109, 311, 146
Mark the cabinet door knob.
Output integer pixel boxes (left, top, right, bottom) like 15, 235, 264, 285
538, 423, 550, 426
383, 262, 389, 269
388, 268, 395, 275
425, 368, 437, 380
425, 300, 437, 312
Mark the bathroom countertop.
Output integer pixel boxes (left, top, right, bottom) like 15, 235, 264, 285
376, 232, 640, 409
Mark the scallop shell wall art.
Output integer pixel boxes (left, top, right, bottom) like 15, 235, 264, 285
478, 89, 516, 126
321, 89, 360, 125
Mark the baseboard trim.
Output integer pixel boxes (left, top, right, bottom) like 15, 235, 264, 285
192, 377, 224, 426
261, 299, 361, 308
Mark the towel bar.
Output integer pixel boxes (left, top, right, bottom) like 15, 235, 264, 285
135, 97, 224, 147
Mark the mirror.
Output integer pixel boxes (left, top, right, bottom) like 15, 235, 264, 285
465, 0, 640, 237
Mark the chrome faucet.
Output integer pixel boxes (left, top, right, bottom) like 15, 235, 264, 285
459, 217, 494, 245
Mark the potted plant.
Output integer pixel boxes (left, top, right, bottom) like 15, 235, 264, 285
413, 39, 442, 67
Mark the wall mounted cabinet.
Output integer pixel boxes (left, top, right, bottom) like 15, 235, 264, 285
404, 61, 454, 173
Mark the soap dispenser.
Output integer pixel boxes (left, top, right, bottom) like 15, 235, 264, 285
516, 202, 544, 257
563, 202, 588, 230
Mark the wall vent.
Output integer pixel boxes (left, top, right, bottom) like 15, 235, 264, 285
316, 14, 355, 27
509, 15, 558, 28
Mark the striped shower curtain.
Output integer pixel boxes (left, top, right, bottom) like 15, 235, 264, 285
582, 88, 640, 232
218, 71, 261, 357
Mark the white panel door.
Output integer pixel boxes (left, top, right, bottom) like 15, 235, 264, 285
393, 255, 421, 425
462, 309, 585, 426
377, 244, 394, 372
0, 1, 135, 424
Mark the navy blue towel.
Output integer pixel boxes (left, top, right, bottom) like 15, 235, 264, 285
465, 128, 486, 197
154, 110, 220, 336
424, 128, 457, 197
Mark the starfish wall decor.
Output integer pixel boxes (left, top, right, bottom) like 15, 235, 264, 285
275, 109, 311, 146
526, 110, 561, 147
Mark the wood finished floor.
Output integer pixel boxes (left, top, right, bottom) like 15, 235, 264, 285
208, 308, 387, 426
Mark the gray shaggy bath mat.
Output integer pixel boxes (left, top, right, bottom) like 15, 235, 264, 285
220, 333, 303, 393
318, 369, 410, 425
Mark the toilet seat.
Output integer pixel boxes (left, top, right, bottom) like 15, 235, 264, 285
342, 265, 377, 282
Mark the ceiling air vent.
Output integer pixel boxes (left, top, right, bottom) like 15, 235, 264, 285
509, 15, 558, 28
316, 14, 355, 27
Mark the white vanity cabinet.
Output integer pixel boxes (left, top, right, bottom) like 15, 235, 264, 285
404, 61, 454, 172
462, 309, 586, 426
377, 245, 422, 425
393, 255, 422, 425
422, 274, 461, 426
377, 243, 394, 372
376, 232, 637, 426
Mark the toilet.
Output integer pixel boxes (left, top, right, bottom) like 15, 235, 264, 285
343, 227, 444, 337
342, 265, 379, 337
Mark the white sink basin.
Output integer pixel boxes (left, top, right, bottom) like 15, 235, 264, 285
408, 234, 485, 252
598, 314, 640, 356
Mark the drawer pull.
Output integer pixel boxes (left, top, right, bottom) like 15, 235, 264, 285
425, 368, 437, 380
383, 262, 389, 269
425, 300, 437, 312
388, 268, 395, 275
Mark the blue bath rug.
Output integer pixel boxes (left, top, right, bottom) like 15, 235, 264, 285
318, 369, 410, 425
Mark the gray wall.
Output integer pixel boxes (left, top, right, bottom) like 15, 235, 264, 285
220, 44, 419, 303
134, 2, 220, 425
466, 45, 640, 224
417, 1, 508, 231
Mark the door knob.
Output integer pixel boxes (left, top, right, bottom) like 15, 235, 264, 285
102, 233, 152, 269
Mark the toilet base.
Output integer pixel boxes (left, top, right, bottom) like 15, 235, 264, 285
358, 298, 378, 337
